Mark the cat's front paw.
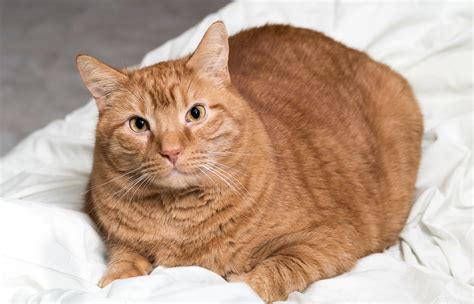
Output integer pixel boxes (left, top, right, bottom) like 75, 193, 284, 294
98, 260, 151, 288
227, 272, 285, 303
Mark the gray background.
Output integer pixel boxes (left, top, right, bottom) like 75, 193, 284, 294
0, 0, 229, 156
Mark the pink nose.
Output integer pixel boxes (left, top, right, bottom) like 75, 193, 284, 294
160, 148, 181, 165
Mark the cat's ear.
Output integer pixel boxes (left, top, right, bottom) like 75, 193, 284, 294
76, 54, 128, 111
186, 21, 230, 85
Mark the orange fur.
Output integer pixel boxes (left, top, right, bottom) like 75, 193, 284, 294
77, 22, 423, 302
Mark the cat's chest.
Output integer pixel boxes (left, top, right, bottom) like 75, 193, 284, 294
150, 230, 240, 275
109, 190, 247, 275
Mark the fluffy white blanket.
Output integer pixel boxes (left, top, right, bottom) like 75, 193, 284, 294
1, 1, 472, 303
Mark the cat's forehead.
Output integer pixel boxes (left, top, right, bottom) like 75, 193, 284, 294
127, 61, 191, 108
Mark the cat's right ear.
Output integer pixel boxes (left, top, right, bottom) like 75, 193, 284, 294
76, 54, 128, 112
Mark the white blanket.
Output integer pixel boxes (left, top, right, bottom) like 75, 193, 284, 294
0, 1, 472, 303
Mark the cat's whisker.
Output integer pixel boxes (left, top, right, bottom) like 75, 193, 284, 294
213, 167, 256, 207
109, 174, 151, 238
206, 162, 252, 200
186, 78, 194, 96
83, 167, 142, 195
108, 175, 138, 199
206, 160, 249, 177
127, 175, 159, 221
185, 156, 208, 164
141, 175, 156, 197
133, 176, 156, 222
128, 174, 151, 204
209, 149, 287, 159
100, 174, 155, 218
198, 167, 218, 186
201, 164, 247, 201
208, 151, 258, 156
116, 175, 147, 203
201, 164, 239, 195
141, 166, 167, 177
82, 168, 146, 216
206, 162, 243, 185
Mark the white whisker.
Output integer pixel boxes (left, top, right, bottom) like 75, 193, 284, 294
83, 167, 142, 195
207, 160, 249, 177
202, 164, 247, 202
207, 162, 252, 199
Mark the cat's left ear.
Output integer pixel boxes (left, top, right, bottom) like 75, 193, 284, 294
76, 54, 128, 112
186, 21, 230, 85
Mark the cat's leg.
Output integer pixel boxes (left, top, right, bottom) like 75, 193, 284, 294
98, 245, 153, 288
227, 228, 359, 302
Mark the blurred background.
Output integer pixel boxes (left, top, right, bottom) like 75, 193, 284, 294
0, 0, 230, 156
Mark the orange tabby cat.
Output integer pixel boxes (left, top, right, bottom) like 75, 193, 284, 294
77, 22, 422, 302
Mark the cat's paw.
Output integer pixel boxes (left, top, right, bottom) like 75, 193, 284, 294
98, 260, 151, 288
227, 272, 284, 303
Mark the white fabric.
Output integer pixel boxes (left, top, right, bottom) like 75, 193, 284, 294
1, 1, 472, 303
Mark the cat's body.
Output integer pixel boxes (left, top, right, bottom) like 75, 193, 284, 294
79, 23, 422, 302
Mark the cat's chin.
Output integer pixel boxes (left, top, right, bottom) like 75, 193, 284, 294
156, 169, 198, 189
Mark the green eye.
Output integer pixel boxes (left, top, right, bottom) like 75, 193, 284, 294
129, 117, 149, 133
186, 105, 206, 122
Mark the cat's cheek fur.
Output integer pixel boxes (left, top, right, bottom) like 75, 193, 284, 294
126, 128, 150, 145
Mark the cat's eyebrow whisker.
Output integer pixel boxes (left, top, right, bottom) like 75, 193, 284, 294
186, 78, 194, 96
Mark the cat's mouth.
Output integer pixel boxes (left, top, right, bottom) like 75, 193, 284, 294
169, 168, 184, 176
149, 162, 205, 189
157, 166, 199, 189
167, 162, 202, 177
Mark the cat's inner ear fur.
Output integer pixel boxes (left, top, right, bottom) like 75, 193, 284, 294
186, 21, 230, 85
76, 55, 128, 111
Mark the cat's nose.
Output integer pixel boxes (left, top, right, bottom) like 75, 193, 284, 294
160, 148, 182, 165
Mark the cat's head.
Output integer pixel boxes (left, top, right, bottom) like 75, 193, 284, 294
77, 22, 252, 189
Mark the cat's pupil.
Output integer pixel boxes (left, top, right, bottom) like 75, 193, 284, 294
191, 107, 201, 119
135, 118, 145, 129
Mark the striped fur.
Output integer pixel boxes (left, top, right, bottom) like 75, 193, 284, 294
77, 22, 423, 302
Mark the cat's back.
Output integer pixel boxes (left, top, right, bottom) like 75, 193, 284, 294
228, 25, 375, 153
227, 24, 421, 142
228, 25, 423, 247
228, 24, 372, 132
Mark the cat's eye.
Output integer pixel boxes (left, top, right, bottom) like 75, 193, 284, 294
186, 105, 206, 123
129, 117, 149, 133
